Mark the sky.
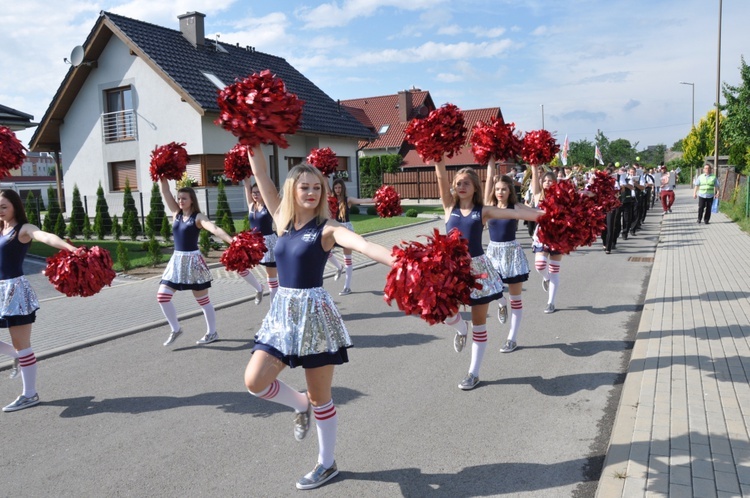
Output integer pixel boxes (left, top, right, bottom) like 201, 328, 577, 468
1, 0, 748, 152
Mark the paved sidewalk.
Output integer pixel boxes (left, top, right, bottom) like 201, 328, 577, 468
597, 192, 750, 497
3, 217, 444, 363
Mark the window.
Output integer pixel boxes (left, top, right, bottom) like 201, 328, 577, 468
378, 124, 390, 134
103, 86, 136, 142
336, 156, 350, 179
110, 161, 137, 191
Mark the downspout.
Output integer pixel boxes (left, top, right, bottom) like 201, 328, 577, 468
53, 150, 65, 212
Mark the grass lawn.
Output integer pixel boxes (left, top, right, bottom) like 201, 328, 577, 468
28, 239, 169, 272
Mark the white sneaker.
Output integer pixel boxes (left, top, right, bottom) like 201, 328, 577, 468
163, 328, 183, 346
498, 304, 508, 324
3, 393, 40, 412
8, 358, 19, 379
338, 287, 352, 296
196, 331, 219, 345
254, 287, 264, 305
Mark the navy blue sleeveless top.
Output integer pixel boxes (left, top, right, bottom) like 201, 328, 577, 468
446, 205, 485, 257
487, 204, 518, 242
172, 212, 200, 251
0, 225, 29, 280
249, 205, 274, 235
275, 219, 329, 288
336, 199, 350, 222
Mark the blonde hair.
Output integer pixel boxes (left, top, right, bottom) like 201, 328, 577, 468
452, 167, 483, 207
276, 164, 330, 235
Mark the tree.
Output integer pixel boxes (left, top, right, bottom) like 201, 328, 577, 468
160, 215, 171, 242
609, 139, 638, 166
594, 130, 611, 164
214, 179, 234, 232
567, 139, 596, 168
53, 212, 66, 238
722, 56, 750, 173
199, 229, 211, 256
43, 186, 61, 233
121, 178, 141, 238
683, 109, 728, 167
672, 139, 684, 152
637, 144, 667, 168
93, 182, 112, 236
69, 184, 86, 228
112, 215, 122, 241
146, 182, 167, 237
24, 192, 40, 226
116, 241, 131, 272
81, 214, 92, 240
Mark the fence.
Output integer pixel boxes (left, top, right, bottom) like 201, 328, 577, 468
378, 167, 515, 200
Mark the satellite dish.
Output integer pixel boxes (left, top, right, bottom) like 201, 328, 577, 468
70, 46, 84, 67
416, 105, 429, 118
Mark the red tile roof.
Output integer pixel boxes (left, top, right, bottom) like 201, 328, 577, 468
342, 90, 506, 169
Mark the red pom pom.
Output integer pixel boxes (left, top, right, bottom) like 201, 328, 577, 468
150, 142, 189, 181
44, 246, 116, 297
373, 185, 403, 218
586, 170, 622, 213
215, 70, 304, 150
383, 228, 479, 325
469, 118, 523, 165
220, 230, 268, 272
404, 103, 467, 163
0, 126, 27, 179
307, 147, 338, 177
327, 195, 339, 219
536, 182, 605, 254
522, 129, 560, 166
224, 144, 253, 183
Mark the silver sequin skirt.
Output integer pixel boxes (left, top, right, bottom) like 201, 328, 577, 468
0, 276, 39, 326
160, 250, 212, 291
253, 287, 351, 368
260, 233, 278, 266
486, 240, 530, 284
469, 254, 504, 305
341, 221, 354, 231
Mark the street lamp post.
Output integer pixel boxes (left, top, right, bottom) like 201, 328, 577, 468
714, 0, 723, 177
680, 81, 695, 181
540, 104, 545, 130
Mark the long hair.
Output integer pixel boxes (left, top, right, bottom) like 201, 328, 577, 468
249, 181, 264, 211
0, 189, 28, 229
276, 164, 330, 235
489, 175, 518, 207
539, 171, 557, 201
332, 178, 348, 221
177, 187, 201, 216
451, 167, 483, 207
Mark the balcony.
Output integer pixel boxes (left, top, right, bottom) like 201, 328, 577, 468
102, 110, 137, 143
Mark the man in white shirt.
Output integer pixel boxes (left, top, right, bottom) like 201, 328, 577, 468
659, 164, 675, 214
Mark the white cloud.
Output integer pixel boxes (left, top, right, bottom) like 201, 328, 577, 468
296, 0, 446, 29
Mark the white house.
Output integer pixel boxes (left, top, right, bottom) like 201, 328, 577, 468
30, 11, 374, 218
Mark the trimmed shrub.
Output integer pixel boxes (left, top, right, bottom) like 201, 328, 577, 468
93, 183, 112, 236
116, 241, 131, 272
405, 208, 418, 217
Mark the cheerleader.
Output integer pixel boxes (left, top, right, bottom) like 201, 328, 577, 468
330, 178, 373, 296
530, 164, 563, 314
483, 164, 536, 353
243, 178, 278, 302
244, 146, 393, 490
434, 158, 540, 390
0, 189, 77, 412
158, 178, 233, 346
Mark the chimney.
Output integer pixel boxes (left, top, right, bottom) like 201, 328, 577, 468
178, 12, 206, 47
397, 90, 413, 122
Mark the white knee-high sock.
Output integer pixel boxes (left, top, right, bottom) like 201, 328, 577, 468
444, 313, 467, 336
548, 262, 561, 305
239, 269, 263, 292
248, 379, 309, 412
0, 341, 18, 358
507, 294, 523, 342
343, 255, 353, 288
535, 255, 549, 280
196, 295, 216, 334
267, 277, 278, 301
327, 253, 343, 270
157, 286, 180, 332
314, 400, 338, 468
17, 347, 37, 397
468, 324, 488, 377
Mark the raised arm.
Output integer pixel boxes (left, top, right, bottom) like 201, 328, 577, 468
348, 196, 374, 206
247, 146, 281, 216
483, 204, 542, 223
325, 224, 394, 267
484, 160, 495, 205
159, 178, 179, 214
195, 213, 233, 245
21, 224, 77, 251
432, 157, 454, 212
530, 164, 542, 197
242, 177, 254, 209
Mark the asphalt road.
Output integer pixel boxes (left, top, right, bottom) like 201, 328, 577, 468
1, 215, 658, 497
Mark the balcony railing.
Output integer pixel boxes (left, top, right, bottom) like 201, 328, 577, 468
102, 110, 137, 143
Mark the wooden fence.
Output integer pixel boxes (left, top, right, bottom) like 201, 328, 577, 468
378, 165, 517, 200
